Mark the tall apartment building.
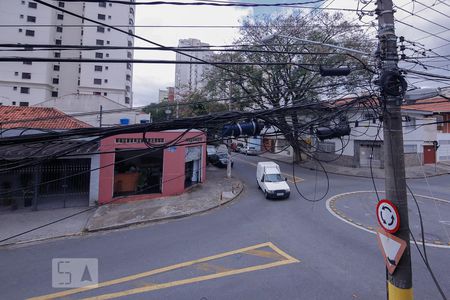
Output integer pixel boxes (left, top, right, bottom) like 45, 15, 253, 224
174, 38, 211, 100
0, 1, 134, 107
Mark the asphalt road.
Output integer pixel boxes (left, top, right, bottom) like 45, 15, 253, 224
0, 153, 449, 300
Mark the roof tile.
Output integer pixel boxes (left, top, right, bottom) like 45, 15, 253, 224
0, 106, 91, 129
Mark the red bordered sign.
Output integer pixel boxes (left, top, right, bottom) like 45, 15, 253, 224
376, 199, 400, 233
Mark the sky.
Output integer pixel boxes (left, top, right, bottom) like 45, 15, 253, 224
132, 0, 450, 107
132, 0, 321, 106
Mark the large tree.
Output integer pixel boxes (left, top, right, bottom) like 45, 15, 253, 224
201, 11, 376, 160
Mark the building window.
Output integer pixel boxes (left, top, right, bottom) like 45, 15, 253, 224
96, 39, 104, 46
54, 52, 61, 58
127, 51, 132, 58
104, 79, 108, 83
94, 65, 103, 72
93, 91, 101, 95
108, 15, 111, 19
55, 39, 62, 45
95, 52, 103, 59
98, 14, 105, 20
99, 2, 106, 7
130, 7, 134, 14
94, 78, 102, 85
20, 87, 30, 94
105, 66, 108, 70
51, 91, 58, 97
125, 97, 130, 104
52, 78, 59, 84
126, 86, 131, 92
128, 29, 133, 35
12, 101, 16, 105
128, 41, 132, 47
57, 14, 64, 20
14, 72, 19, 76
22, 72, 31, 79
19, 101, 29, 107
25, 30, 35, 36
19, 28, 22, 32
13, 86, 17, 91
56, 26, 63, 33
26, 15, 36, 22
105, 53, 109, 57
107, 28, 111, 32
317, 141, 336, 153
404, 144, 418, 154
106, 40, 110, 45
126, 74, 131, 81
28, 2, 37, 9
58, 1, 64, 7
104, 92, 107, 96
23, 61, 32, 65
127, 63, 132, 70
53, 65, 60, 71
129, 18, 133, 25
97, 26, 105, 33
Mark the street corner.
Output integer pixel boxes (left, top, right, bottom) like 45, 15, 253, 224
326, 191, 450, 249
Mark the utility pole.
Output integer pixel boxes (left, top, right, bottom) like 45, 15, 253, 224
376, 0, 413, 299
227, 80, 232, 178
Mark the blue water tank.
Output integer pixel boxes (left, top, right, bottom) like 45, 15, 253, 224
119, 118, 130, 125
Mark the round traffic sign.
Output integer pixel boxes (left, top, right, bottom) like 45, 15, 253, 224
376, 199, 400, 233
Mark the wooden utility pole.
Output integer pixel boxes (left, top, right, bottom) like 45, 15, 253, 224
376, 0, 413, 298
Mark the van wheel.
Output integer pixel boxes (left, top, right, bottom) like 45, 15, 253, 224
257, 181, 261, 189
264, 191, 269, 199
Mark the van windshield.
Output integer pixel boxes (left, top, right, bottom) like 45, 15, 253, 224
264, 174, 284, 182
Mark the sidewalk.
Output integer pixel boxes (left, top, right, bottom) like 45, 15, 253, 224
260, 152, 450, 179
0, 167, 243, 246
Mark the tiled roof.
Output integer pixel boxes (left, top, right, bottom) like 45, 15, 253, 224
402, 97, 450, 113
0, 106, 91, 129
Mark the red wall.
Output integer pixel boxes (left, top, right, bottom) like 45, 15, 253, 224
98, 130, 206, 205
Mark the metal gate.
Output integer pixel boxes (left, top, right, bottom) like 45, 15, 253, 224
359, 143, 382, 168
0, 159, 91, 210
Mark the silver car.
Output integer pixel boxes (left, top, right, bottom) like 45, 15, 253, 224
244, 146, 259, 155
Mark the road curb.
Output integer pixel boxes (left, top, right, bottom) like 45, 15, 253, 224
326, 191, 450, 249
0, 181, 244, 247
85, 180, 244, 233
261, 154, 449, 179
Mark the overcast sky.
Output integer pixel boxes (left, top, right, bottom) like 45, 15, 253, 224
132, 0, 450, 107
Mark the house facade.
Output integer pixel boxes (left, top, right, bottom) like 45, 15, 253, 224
97, 130, 207, 204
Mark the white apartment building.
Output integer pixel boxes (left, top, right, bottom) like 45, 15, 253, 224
174, 38, 211, 100
0, 0, 134, 107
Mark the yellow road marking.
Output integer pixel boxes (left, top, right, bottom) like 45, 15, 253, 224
243, 249, 285, 260
29, 242, 299, 300
195, 263, 234, 273
83, 260, 296, 300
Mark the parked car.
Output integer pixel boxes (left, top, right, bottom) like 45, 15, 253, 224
235, 143, 244, 153
256, 162, 290, 199
244, 145, 259, 155
214, 152, 234, 168
207, 145, 219, 165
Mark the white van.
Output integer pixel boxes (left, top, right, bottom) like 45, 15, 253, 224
256, 162, 290, 199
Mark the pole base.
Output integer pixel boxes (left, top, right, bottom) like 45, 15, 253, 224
388, 281, 413, 300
